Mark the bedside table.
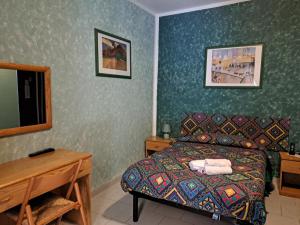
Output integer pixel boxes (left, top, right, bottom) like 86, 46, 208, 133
279, 152, 300, 198
145, 136, 174, 157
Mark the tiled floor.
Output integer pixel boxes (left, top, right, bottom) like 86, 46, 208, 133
67, 179, 300, 225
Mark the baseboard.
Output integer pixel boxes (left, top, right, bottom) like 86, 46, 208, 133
92, 174, 122, 196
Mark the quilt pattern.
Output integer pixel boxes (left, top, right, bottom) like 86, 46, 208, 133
180, 113, 290, 152
121, 142, 267, 225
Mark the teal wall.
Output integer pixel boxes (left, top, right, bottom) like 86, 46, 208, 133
0, 69, 20, 129
0, 0, 154, 190
157, 0, 300, 148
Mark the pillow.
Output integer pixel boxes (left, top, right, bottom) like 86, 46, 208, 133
177, 132, 258, 149
216, 133, 258, 149
176, 133, 215, 143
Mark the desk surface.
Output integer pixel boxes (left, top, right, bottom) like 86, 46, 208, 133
0, 149, 92, 188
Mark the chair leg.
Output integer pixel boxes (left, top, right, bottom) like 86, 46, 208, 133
25, 205, 35, 225
56, 216, 63, 225
74, 182, 88, 225
17, 178, 35, 225
16, 211, 25, 225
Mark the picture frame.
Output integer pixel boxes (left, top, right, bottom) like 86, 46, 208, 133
94, 28, 131, 79
204, 44, 263, 88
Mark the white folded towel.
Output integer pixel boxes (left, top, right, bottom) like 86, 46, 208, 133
189, 160, 205, 171
205, 159, 231, 167
205, 165, 233, 175
189, 159, 233, 175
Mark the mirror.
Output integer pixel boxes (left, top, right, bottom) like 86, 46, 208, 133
0, 62, 52, 137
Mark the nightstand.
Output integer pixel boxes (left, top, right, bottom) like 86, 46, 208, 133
145, 136, 174, 157
279, 152, 300, 198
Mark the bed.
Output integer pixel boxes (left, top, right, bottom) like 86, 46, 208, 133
121, 113, 290, 225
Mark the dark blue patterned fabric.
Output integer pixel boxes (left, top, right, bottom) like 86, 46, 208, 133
177, 132, 259, 149
121, 142, 267, 225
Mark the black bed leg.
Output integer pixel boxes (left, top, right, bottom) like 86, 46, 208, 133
133, 194, 139, 222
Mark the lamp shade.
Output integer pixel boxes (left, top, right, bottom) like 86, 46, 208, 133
162, 123, 171, 133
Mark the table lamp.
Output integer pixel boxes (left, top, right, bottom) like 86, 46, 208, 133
162, 123, 171, 139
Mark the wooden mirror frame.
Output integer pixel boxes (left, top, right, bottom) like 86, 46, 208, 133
0, 62, 52, 137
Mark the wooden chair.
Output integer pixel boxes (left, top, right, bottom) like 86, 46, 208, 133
4, 159, 87, 225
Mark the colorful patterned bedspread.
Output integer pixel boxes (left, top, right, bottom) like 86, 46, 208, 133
121, 142, 267, 225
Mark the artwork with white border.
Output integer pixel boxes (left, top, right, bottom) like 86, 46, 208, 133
95, 29, 131, 79
205, 44, 263, 87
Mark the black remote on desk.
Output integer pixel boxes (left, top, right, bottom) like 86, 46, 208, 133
28, 148, 55, 157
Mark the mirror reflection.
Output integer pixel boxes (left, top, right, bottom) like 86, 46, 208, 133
0, 69, 46, 130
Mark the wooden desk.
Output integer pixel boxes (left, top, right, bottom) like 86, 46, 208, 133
0, 149, 92, 225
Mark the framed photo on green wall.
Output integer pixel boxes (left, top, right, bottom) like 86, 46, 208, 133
94, 28, 131, 79
205, 44, 263, 88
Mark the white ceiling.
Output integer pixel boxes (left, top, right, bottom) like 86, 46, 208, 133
131, 0, 249, 16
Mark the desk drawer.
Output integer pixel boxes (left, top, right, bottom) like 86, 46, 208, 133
31, 158, 92, 198
282, 160, 300, 174
0, 180, 29, 213
146, 142, 170, 151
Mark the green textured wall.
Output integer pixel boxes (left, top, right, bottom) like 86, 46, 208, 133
0, 0, 154, 190
157, 0, 300, 149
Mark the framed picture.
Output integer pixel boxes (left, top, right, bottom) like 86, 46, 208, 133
204, 44, 263, 88
94, 28, 131, 79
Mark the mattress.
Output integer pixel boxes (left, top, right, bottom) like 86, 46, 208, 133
121, 141, 267, 225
